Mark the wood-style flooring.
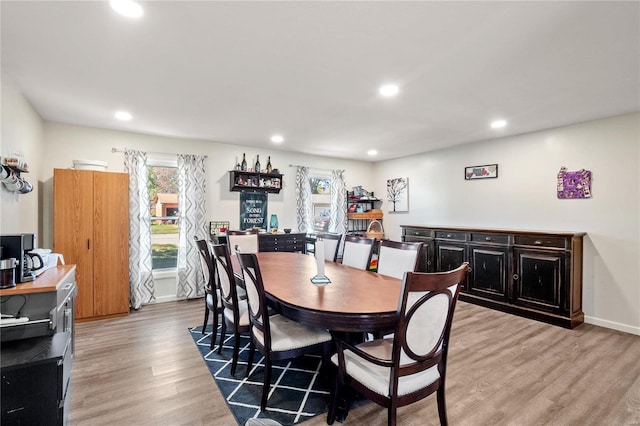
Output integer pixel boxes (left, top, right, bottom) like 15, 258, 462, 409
70, 299, 640, 425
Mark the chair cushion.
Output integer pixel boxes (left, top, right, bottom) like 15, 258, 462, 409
223, 299, 251, 326
206, 290, 222, 309
331, 338, 440, 397
252, 314, 331, 352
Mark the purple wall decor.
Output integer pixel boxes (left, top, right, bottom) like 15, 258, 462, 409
557, 167, 592, 199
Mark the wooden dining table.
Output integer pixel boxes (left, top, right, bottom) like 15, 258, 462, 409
232, 252, 402, 333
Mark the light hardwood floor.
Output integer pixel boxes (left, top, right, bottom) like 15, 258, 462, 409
70, 299, 640, 425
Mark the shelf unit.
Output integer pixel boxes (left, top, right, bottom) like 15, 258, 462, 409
229, 170, 283, 193
347, 193, 383, 237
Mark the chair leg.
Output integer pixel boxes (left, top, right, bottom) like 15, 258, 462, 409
230, 330, 241, 375
260, 356, 272, 411
437, 387, 448, 426
212, 308, 220, 345
388, 402, 397, 426
202, 306, 209, 334
327, 370, 341, 425
246, 340, 255, 377
216, 316, 227, 352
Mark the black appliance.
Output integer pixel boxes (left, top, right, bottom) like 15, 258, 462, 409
0, 233, 37, 283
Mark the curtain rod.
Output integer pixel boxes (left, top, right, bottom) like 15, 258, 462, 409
111, 147, 208, 158
288, 164, 344, 173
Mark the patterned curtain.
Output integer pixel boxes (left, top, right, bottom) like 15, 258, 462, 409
177, 154, 208, 298
329, 169, 347, 234
124, 149, 155, 309
295, 166, 313, 233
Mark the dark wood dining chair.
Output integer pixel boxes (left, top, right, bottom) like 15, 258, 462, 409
316, 232, 342, 262
212, 244, 251, 374
194, 237, 223, 340
236, 252, 333, 411
376, 240, 423, 279
328, 263, 469, 426
227, 229, 260, 254
341, 235, 375, 270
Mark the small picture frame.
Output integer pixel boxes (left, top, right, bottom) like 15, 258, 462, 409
465, 164, 498, 180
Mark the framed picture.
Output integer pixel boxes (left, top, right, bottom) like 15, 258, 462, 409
465, 164, 498, 180
387, 177, 408, 212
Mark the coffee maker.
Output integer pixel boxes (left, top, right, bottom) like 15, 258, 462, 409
0, 233, 37, 283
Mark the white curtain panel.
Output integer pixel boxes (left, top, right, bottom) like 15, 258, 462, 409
124, 149, 155, 309
296, 166, 313, 233
329, 169, 347, 234
177, 154, 208, 299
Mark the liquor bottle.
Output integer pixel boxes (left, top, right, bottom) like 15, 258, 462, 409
241, 153, 247, 171
266, 156, 272, 173
255, 155, 261, 173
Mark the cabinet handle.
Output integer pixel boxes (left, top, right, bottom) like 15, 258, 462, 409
467, 267, 472, 273
513, 274, 519, 280
427, 260, 432, 265
485, 237, 492, 241
87, 239, 90, 249
446, 234, 452, 238
415, 232, 419, 235
533, 240, 543, 245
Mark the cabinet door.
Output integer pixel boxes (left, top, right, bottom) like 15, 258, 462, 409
435, 242, 468, 290
93, 172, 130, 317
54, 169, 95, 319
468, 245, 509, 301
403, 237, 434, 272
513, 248, 565, 313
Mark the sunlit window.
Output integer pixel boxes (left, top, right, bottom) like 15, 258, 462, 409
148, 164, 179, 269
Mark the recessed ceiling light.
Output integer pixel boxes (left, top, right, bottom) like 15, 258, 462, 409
367, 150, 378, 156
491, 119, 507, 129
114, 110, 132, 121
379, 84, 400, 98
270, 135, 284, 143
110, 0, 144, 19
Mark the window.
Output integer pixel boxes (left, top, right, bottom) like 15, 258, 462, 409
148, 163, 179, 270
310, 176, 331, 232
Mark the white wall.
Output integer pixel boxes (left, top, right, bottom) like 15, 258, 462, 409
0, 76, 44, 237
373, 113, 640, 335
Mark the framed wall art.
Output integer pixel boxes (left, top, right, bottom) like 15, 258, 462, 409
465, 164, 498, 180
557, 167, 592, 199
387, 177, 408, 212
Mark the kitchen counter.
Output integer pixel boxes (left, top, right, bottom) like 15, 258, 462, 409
0, 265, 75, 296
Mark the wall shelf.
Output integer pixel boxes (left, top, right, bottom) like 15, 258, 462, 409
229, 170, 283, 193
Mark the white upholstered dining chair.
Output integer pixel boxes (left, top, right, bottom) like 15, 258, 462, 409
328, 263, 469, 426
227, 229, 259, 254
376, 240, 423, 279
317, 232, 343, 262
341, 235, 375, 270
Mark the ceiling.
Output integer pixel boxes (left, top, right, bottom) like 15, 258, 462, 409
2, 1, 639, 161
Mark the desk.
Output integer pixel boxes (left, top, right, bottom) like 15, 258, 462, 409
236, 252, 401, 332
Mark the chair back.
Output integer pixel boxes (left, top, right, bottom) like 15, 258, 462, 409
393, 263, 468, 382
212, 244, 242, 319
227, 229, 260, 254
317, 233, 342, 262
341, 235, 375, 270
236, 252, 271, 351
376, 240, 423, 279
194, 237, 216, 294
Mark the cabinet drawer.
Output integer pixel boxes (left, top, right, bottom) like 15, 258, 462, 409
435, 230, 467, 241
514, 235, 568, 249
470, 233, 510, 245
403, 228, 433, 238
403, 235, 431, 244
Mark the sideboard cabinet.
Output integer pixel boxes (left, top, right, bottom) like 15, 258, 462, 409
402, 225, 584, 328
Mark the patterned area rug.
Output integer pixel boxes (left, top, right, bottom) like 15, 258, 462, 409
189, 324, 332, 425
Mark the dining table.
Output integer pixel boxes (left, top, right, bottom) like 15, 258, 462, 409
232, 251, 402, 333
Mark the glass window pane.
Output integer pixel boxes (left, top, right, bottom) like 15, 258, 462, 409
149, 166, 179, 269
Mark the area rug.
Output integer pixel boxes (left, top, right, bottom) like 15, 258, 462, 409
189, 324, 333, 425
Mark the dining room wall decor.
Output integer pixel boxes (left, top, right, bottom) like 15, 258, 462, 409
557, 167, 592, 199
387, 177, 408, 212
464, 164, 498, 180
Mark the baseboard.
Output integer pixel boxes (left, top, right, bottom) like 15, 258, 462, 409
584, 315, 640, 336
153, 294, 182, 304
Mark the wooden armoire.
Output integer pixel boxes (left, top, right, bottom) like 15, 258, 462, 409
53, 168, 130, 320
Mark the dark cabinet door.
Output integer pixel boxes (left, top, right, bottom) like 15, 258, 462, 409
513, 248, 566, 314
469, 245, 509, 301
402, 236, 434, 272
436, 242, 468, 290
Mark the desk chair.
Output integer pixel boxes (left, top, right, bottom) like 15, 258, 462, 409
328, 263, 469, 426
194, 237, 223, 340
341, 235, 375, 270
317, 232, 342, 262
227, 229, 260, 254
212, 244, 251, 374
236, 252, 333, 411
376, 240, 423, 279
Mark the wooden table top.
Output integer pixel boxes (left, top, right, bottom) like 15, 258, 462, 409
235, 252, 401, 332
